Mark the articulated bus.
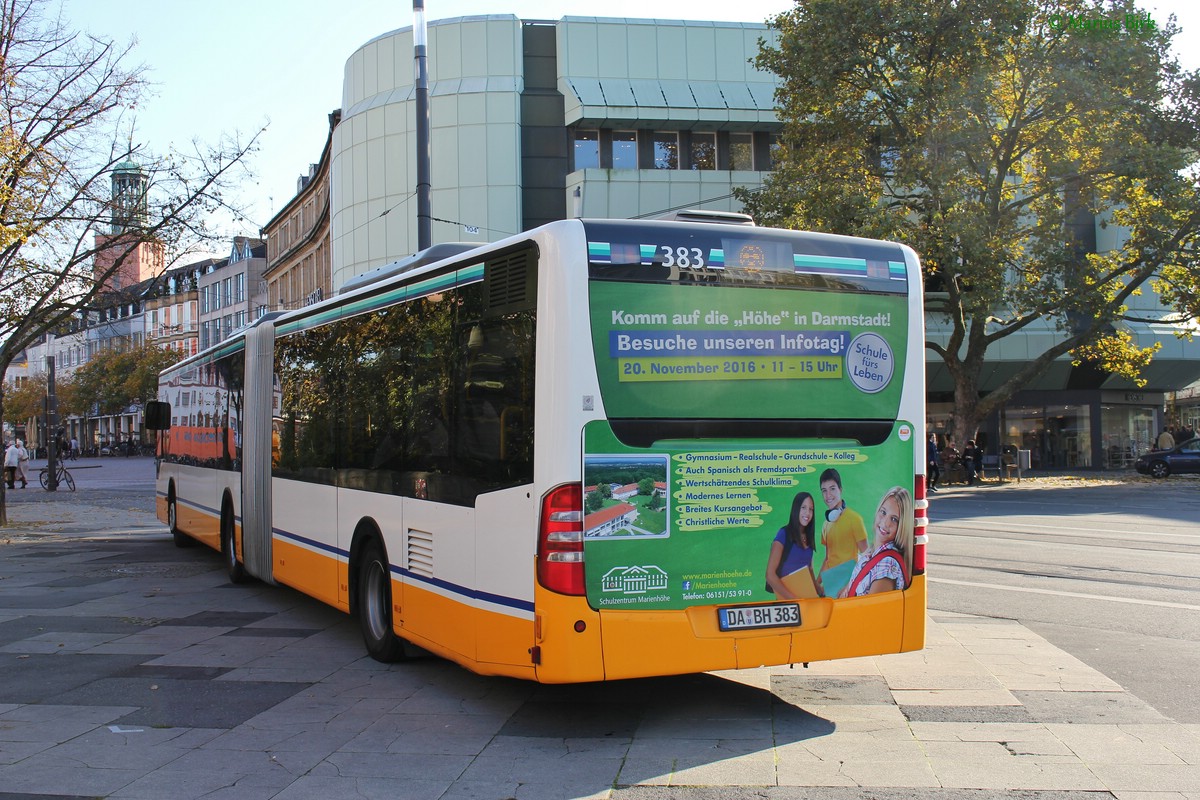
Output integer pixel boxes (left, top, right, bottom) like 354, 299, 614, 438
148, 218, 927, 683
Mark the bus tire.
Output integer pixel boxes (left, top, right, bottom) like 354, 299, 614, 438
221, 501, 246, 584
357, 538, 406, 662
168, 489, 191, 548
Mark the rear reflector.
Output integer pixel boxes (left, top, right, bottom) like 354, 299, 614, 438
912, 474, 928, 575
537, 484, 586, 595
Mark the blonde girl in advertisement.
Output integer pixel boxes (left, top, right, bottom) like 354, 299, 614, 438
839, 486, 914, 598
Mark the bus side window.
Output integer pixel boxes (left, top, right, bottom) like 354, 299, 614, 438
458, 323, 506, 462
404, 295, 454, 474
452, 310, 534, 489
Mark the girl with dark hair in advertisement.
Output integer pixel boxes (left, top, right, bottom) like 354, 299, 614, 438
765, 491, 823, 598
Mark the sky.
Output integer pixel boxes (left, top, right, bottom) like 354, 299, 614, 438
60, 0, 1200, 249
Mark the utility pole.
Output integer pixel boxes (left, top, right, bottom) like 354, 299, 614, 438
414, 0, 432, 250
46, 356, 58, 491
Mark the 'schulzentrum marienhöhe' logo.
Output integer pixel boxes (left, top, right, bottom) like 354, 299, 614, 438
601, 565, 669, 595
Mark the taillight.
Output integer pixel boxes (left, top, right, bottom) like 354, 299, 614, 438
538, 483, 585, 595
912, 474, 928, 575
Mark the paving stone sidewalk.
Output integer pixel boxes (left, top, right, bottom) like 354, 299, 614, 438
0, 486, 1198, 799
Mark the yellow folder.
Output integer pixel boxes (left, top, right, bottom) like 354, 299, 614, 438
780, 565, 821, 598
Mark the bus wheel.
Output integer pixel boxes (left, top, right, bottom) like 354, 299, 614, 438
221, 504, 246, 584
357, 538, 406, 662
168, 491, 191, 548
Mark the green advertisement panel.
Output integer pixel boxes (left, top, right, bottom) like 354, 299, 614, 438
589, 281, 908, 420
582, 421, 917, 611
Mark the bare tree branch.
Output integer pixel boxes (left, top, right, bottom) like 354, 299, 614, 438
0, 0, 263, 524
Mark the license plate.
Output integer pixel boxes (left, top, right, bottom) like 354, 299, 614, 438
718, 602, 801, 632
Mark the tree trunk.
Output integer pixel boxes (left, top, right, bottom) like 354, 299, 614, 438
942, 351, 983, 450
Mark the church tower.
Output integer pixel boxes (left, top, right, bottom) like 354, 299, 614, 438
110, 159, 150, 233
93, 157, 164, 292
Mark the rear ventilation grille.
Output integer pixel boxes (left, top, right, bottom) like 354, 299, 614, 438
407, 529, 434, 578
485, 247, 536, 315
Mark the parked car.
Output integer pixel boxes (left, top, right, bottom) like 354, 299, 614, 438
1134, 438, 1200, 478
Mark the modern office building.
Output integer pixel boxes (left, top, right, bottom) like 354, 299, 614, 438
330, 15, 780, 288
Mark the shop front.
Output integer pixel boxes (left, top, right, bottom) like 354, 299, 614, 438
1171, 383, 1200, 435
1000, 402, 1092, 470
1098, 391, 1159, 468
927, 389, 1164, 472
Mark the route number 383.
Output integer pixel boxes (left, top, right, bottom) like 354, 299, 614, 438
659, 245, 707, 268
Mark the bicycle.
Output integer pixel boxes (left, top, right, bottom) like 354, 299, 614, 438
38, 462, 75, 491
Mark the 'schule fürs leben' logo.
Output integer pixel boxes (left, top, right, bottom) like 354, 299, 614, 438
601, 565, 668, 594
1047, 10, 1156, 34
846, 332, 894, 394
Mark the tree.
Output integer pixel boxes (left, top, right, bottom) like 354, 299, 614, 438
3, 372, 48, 436
63, 342, 181, 421
0, 0, 260, 522
740, 0, 1200, 446
4, 373, 44, 421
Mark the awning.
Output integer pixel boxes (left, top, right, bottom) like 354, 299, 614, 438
924, 317, 1200, 393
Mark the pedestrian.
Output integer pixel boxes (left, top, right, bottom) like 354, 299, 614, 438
1157, 428, 1175, 451
3, 440, 19, 489
926, 433, 940, 493
16, 440, 29, 489
964, 440, 983, 484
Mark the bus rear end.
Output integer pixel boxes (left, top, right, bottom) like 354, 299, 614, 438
533, 219, 925, 682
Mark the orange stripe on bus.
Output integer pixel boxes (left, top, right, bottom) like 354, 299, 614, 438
273, 538, 340, 608
392, 579, 534, 680
176, 504, 219, 551
590, 586, 921, 682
